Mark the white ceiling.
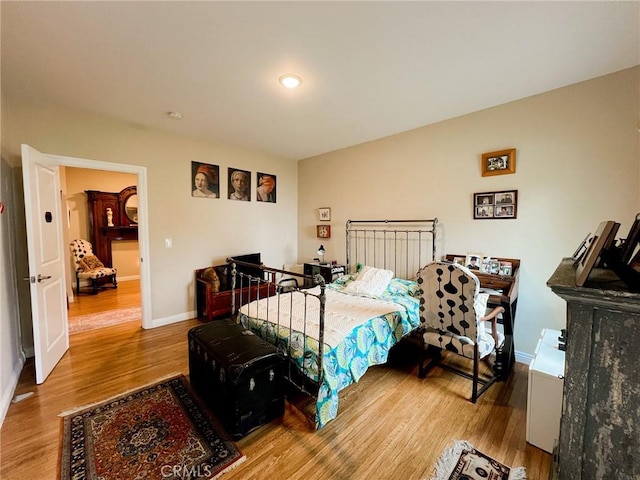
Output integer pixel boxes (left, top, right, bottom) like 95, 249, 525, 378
2, 1, 638, 161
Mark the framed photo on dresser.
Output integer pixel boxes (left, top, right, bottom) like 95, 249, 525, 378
575, 220, 620, 287
621, 213, 640, 264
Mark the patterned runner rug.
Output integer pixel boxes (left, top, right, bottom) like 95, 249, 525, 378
59, 375, 245, 480
431, 440, 526, 480
69, 306, 141, 334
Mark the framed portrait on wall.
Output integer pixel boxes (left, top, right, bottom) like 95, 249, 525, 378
228, 168, 251, 201
256, 172, 276, 203
191, 161, 219, 198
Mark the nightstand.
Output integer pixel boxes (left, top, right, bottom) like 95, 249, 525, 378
303, 263, 345, 287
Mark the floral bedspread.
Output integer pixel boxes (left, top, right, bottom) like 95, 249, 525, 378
238, 277, 420, 428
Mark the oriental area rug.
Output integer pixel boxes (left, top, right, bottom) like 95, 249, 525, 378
431, 440, 526, 480
59, 375, 245, 480
68, 306, 141, 334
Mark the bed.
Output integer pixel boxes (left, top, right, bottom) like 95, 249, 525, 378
229, 218, 438, 429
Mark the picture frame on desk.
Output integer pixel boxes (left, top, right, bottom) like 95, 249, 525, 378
481, 258, 500, 274
499, 261, 513, 276
464, 253, 483, 271
452, 256, 466, 266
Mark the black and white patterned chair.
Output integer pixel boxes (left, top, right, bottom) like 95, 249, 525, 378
69, 239, 117, 294
417, 261, 505, 402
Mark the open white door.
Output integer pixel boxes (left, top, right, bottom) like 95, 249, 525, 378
21, 144, 69, 384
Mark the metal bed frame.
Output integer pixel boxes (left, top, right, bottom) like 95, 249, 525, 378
229, 217, 438, 427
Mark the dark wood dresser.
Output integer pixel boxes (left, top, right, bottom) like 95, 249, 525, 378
85, 186, 138, 267
547, 258, 640, 480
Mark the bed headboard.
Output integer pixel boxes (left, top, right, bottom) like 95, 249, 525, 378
345, 218, 438, 280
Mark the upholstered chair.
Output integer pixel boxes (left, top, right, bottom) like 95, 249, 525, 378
416, 261, 505, 402
69, 239, 117, 294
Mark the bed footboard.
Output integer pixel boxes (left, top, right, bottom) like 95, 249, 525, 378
228, 258, 327, 418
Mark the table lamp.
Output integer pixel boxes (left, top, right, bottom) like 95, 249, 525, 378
317, 245, 326, 264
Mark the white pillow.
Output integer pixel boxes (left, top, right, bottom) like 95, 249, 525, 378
345, 266, 394, 296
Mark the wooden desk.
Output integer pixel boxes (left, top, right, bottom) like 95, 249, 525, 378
446, 255, 520, 379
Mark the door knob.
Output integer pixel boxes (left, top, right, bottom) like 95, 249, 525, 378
37, 274, 52, 283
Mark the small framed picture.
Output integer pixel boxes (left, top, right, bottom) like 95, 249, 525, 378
452, 256, 466, 266
481, 148, 516, 177
464, 253, 483, 271
621, 213, 640, 264
572, 233, 592, 262
576, 221, 620, 286
319, 207, 331, 221
499, 261, 513, 276
474, 190, 518, 219
480, 258, 499, 274
317, 225, 331, 238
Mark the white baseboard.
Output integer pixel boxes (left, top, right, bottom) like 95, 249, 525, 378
515, 349, 534, 366
0, 351, 26, 428
117, 275, 140, 282
73, 275, 139, 289
148, 310, 197, 329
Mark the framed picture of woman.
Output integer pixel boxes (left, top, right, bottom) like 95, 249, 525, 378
228, 168, 251, 201
191, 161, 219, 198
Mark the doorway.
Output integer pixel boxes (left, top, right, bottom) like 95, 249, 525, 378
34, 152, 151, 331
64, 167, 142, 334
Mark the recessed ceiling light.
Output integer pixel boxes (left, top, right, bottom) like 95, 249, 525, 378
167, 111, 183, 120
278, 74, 303, 89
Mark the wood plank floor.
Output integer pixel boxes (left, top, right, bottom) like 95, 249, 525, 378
1, 285, 552, 479
68, 279, 141, 317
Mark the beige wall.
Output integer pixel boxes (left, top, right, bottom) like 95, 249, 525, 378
299, 66, 640, 357
2, 97, 299, 349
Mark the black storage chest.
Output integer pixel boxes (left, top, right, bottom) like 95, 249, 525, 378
188, 320, 285, 439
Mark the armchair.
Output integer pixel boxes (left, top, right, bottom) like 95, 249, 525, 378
69, 239, 117, 294
416, 261, 505, 402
